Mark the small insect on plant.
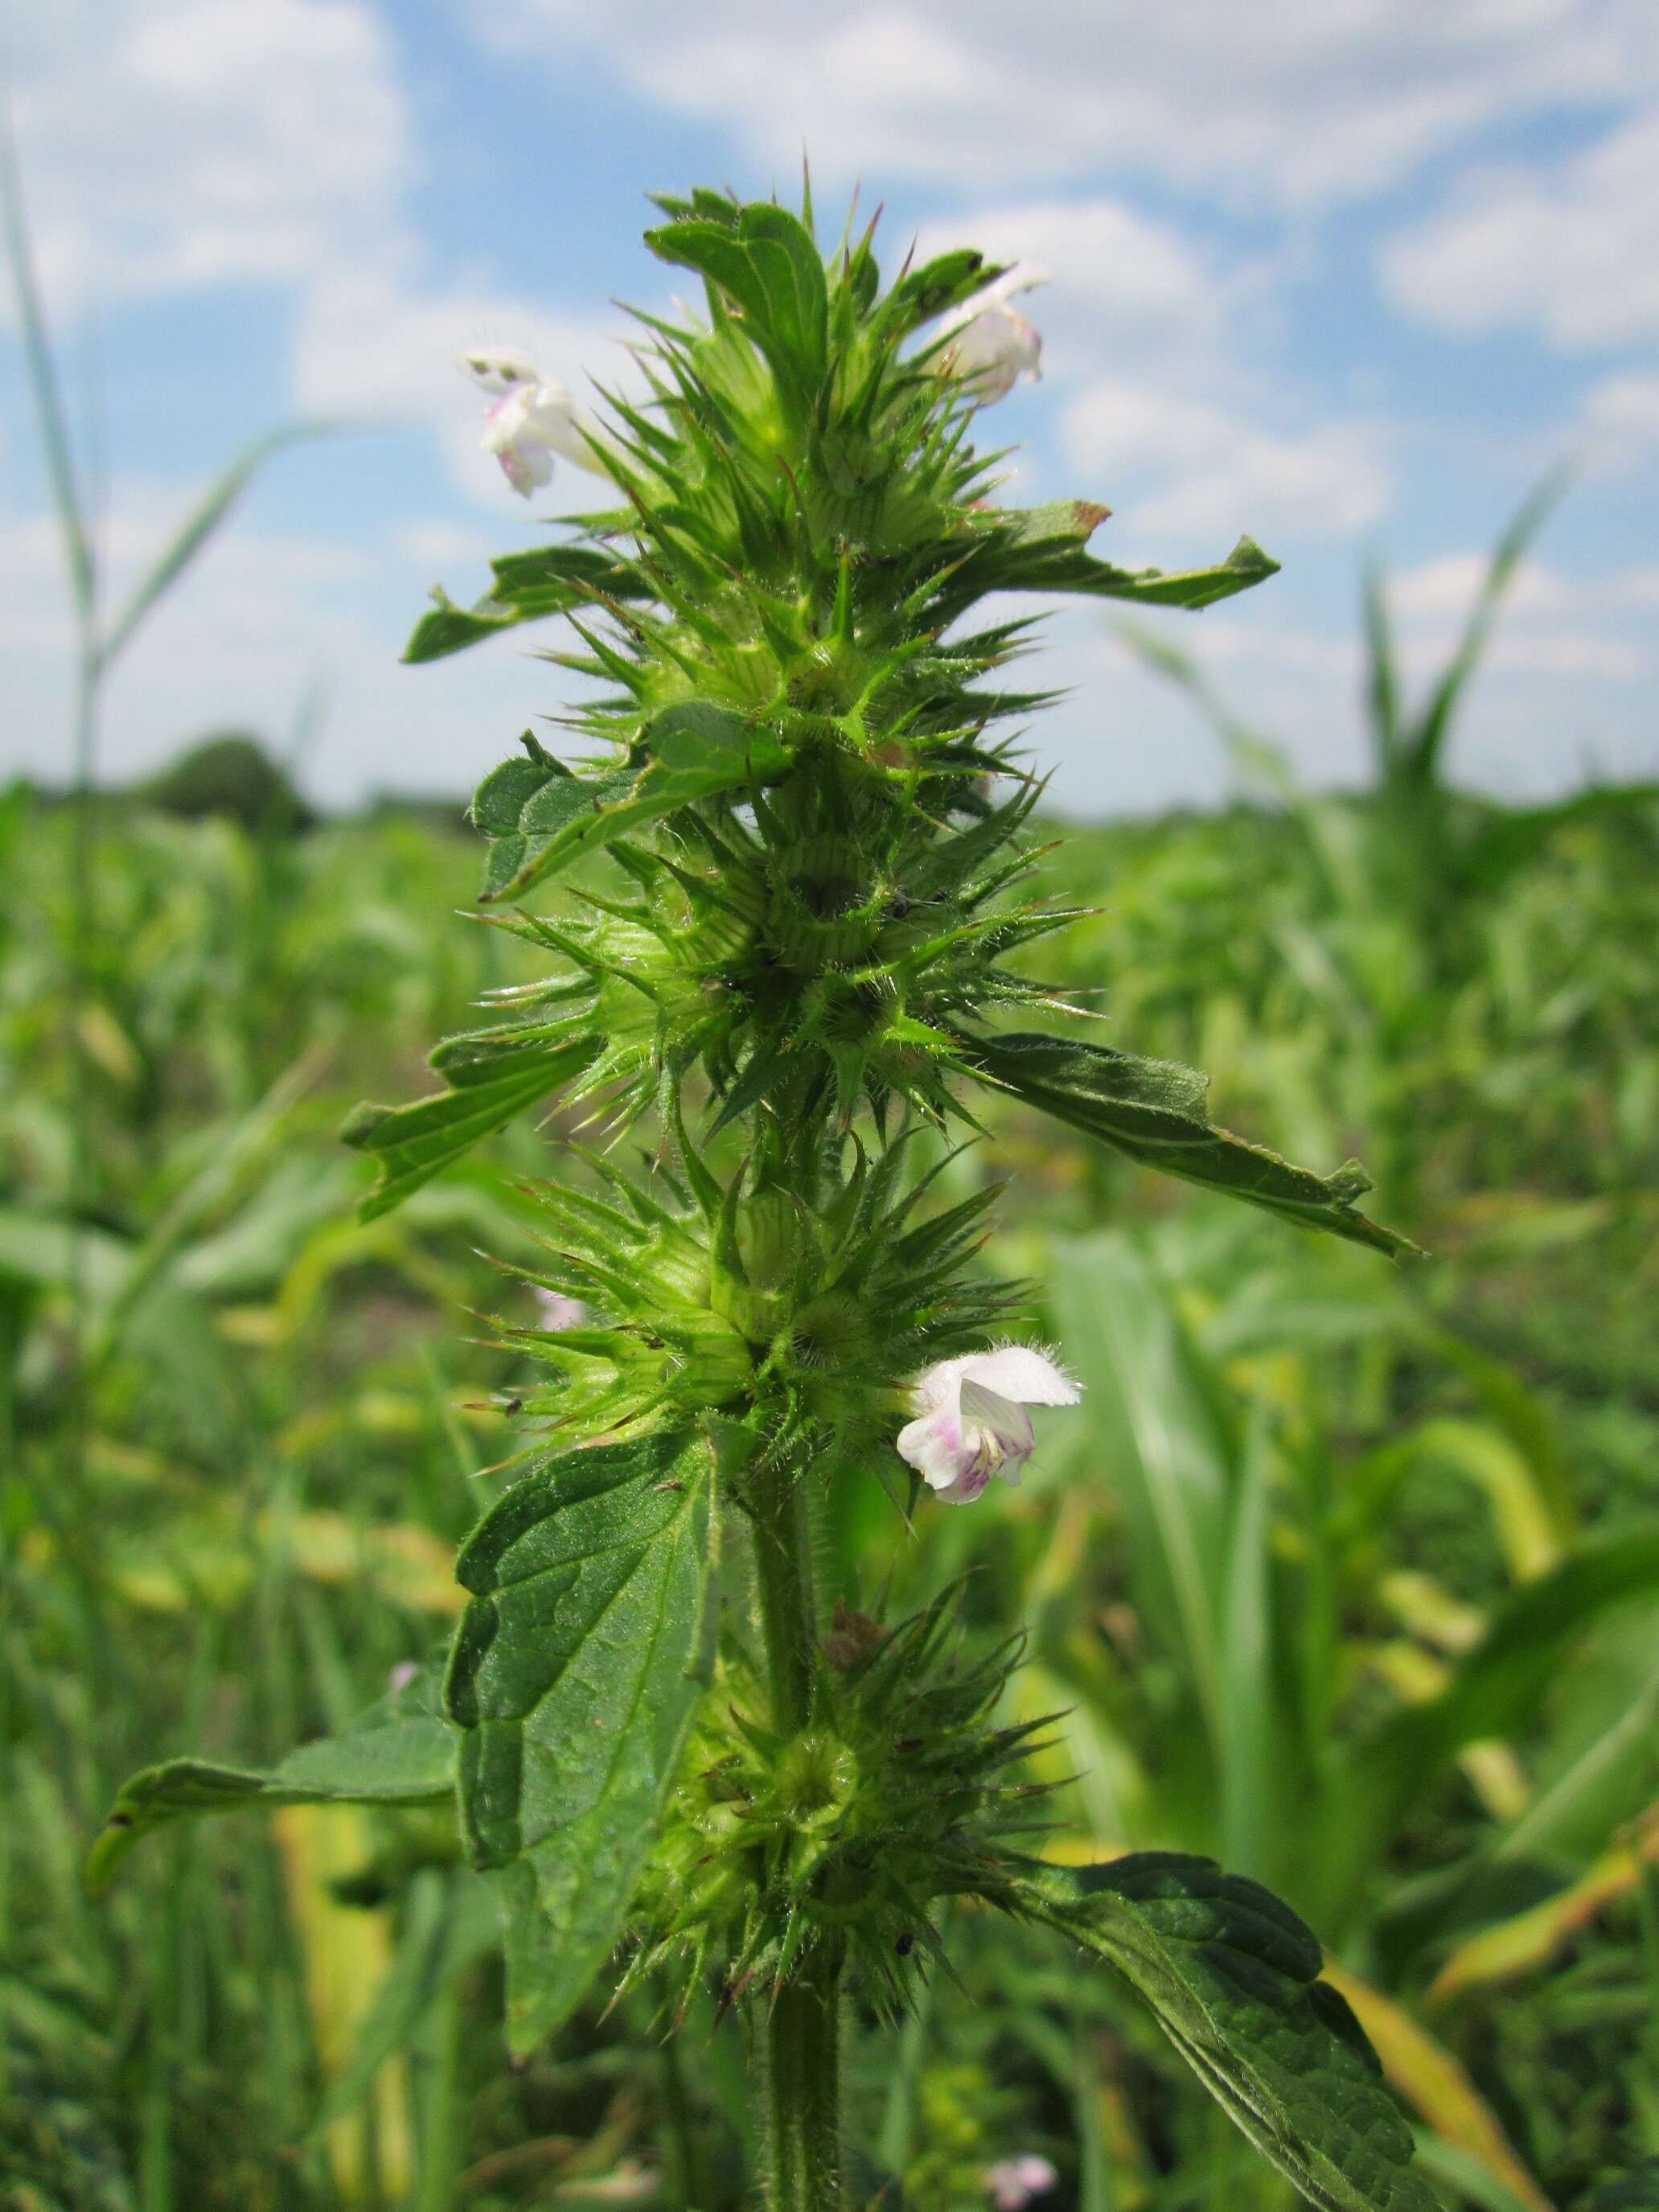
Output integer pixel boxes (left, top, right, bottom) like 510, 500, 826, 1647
96, 178, 1430, 2212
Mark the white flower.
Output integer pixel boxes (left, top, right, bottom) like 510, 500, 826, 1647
458, 345, 539, 396
895, 1344, 1079, 1505
532, 1286, 590, 1331
934, 264, 1051, 405
458, 347, 610, 495
985, 2154, 1059, 2210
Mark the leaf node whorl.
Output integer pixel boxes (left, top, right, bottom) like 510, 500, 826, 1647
627, 1590, 1055, 2025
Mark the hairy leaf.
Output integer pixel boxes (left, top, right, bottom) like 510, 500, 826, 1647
342, 1025, 604, 1221
476, 703, 789, 903
963, 1032, 1415, 1259
444, 1427, 717, 2053
403, 542, 653, 664
876, 248, 1006, 343
88, 1654, 455, 1890
945, 506, 1279, 617
647, 203, 829, 413
1028, 1853, 1439, 2212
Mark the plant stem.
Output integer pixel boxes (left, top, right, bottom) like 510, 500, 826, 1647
749, 1459, 842, 2208
764, 1937, 845, 2212
751, 1458, 818, 1734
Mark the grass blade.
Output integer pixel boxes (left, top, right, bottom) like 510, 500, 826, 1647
99, 422, 335, 672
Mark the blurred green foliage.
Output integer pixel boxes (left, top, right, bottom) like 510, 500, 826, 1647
3, 727, 1657, 2207
137, 733, 316, 837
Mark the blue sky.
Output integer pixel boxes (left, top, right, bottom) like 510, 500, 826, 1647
4, 0, 1656, 815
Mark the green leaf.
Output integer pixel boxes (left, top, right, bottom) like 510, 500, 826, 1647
88, 1654, 455, 1891
476, 701, 789, 903
963, 1032, 1415, 1259
1328, 1526, 1659, 1920
403, 543, 653, 664
876, 249, 1004, 342
647, 202, 829, 413
1046, 1231, 1234, 1753
443, 1427, 718, 2053
342, 1025, 604, 1221
0, 1207, 133, 1302
953, 506, 1279, 615
1028, 1853, 1439, 2212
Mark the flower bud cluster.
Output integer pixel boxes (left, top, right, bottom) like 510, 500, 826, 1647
496, 1125, 1025, 1490
623, 1589, 1055, 2019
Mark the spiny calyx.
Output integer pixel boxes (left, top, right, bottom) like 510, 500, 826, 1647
625, 1589, 1056, 2021
495, 1127, 1024, 1486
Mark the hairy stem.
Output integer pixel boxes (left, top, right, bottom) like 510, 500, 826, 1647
751, 1459, 819, 1734
764, 1937, 844, 2212
749, 1459, 841, 2206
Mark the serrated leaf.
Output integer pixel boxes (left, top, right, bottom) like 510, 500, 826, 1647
1028, 1853, 1439, 2212
963, 1032, 1415, 1259
478, 701, 789, 903
1320, 1961, 1554, 2212
647, 203, 829, 412
951, 508, 1279, 615
443, 1428, 717, 2052
471, 734, 569, 836
342, 1026, 604, 1220
403, 544, 653, 664
88, 1654, 455, 1890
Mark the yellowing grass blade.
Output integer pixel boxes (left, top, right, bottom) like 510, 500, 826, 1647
273, 1804, 413, 2205
1427, 1803, 1659, 2007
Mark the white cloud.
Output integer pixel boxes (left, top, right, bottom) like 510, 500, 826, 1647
1383, 550, 1650, 686
1382, 110, 1659, 347
914, 200, 1222, 360
1388, 552, 1572, 622
10, 0, 410, 316
1581, 371, 1659, 460
1480, 632, 1646, 680
1062, 380, 1391, 545
488, 0, 1659, 209
394, 520, 498, 569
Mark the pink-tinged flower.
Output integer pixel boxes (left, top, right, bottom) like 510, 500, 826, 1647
532, 1286, 590, 1331
985, 2155, 1059, 2210
895, 1344, 1079, 1505
935, 264, 1051, 405
458, 347, 610, 496
387, 1660, 420, 1696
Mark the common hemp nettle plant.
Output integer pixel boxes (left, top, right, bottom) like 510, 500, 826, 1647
97, 183, 1431, 2212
